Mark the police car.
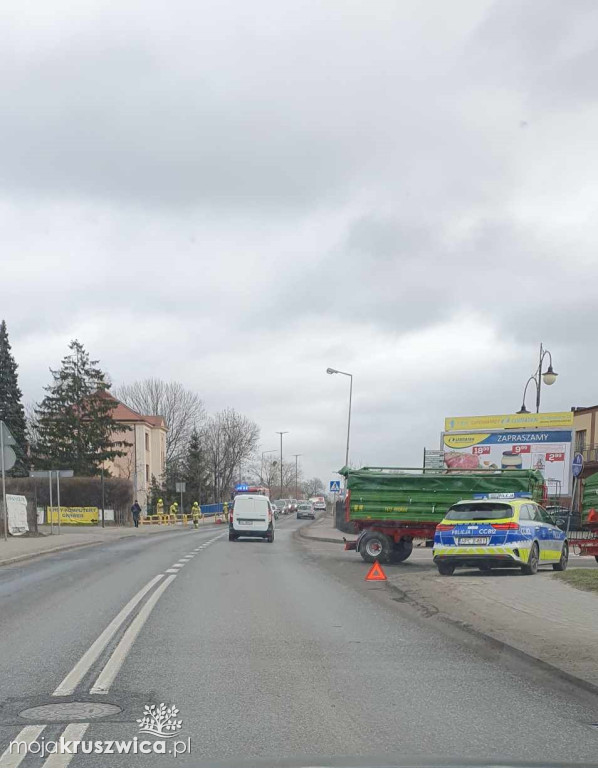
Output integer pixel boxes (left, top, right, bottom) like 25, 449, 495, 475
433, 493, 568, 576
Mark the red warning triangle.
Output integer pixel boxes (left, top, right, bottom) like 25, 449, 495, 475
365, 560, 387, 581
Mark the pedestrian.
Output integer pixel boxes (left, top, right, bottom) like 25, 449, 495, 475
169, 501, 178, 524
156, 498, 164, 519
191, 502, 201, 528
131, 500, 142, 528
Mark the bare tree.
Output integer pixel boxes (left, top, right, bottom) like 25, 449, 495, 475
247, 457, 300, 498
114, 379, 205, 464
202, 408, 260, 501
303, 477, 325, 497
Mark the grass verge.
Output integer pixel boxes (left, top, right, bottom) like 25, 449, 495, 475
553, 568, 598, 593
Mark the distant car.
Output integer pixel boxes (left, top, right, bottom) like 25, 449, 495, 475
273, 499, 290, 514
271, 503, 281, 519
229, 494, 275, 542
310, 496, 326, 511
289, 499, 299, 513
433, 497, 568, 576
296, 502, 315, 520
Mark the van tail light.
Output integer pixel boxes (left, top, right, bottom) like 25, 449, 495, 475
436, 524, 455, 531
492, 522, 520, 530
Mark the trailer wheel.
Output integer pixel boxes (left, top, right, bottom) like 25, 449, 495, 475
390, 539, 413, 563
359, 532, 392, 563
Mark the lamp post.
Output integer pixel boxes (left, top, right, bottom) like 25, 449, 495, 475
275, 432, 288, 499
292, 454, 302, 499
517, 343, 559, 414
326, 367, 353, 480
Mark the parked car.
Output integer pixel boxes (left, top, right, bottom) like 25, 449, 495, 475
296, 502, 315, 520
433, 496, 568, 575
229, 494, 275, 542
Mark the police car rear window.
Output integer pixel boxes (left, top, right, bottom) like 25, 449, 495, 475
445, 503, 514, 521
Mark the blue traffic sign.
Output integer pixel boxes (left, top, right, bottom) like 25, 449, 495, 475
329, 480, 341, 493
572, 452, 584, 478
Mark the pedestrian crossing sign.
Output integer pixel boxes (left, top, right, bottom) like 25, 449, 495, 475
329, 480, 341, 492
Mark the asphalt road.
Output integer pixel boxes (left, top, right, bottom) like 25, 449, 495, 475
1, 515, 598, 768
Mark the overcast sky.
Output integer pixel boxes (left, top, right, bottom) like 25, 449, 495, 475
3, 0, 598, 484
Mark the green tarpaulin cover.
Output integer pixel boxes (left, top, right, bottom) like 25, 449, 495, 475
581, 472, 598, 524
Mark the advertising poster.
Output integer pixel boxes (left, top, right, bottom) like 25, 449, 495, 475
442, 430, 573, 494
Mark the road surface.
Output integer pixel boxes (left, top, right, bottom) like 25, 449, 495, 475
1, 516, 598, 767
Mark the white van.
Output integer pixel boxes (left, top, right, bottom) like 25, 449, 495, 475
229, 494, 275, 542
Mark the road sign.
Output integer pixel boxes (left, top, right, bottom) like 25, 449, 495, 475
30, 469, 74, 478
175, 482, 186, 493
365, 561, 387, 581
1, 446, 16, 472
329, 480, 341, 493
424, 449, 444, 471
572, 452, 584, 478
0, 422, 16, 446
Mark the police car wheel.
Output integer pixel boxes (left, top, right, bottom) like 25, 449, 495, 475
437, 562, 455, 576
521, 543, 539, 575
552, 541, 568, 571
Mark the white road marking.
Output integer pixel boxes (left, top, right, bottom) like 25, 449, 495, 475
0, 725, 45, 768
90, 575, 177, 694
41, 724, 89, 768
172, 562, 186, 567
52, 574, 164, 697
165, 568, 179, 573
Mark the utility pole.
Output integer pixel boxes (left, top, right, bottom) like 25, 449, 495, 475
276, 432, 288, 499
292, 454, 302, 499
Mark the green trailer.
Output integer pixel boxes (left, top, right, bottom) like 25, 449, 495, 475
340, 466, 546, 563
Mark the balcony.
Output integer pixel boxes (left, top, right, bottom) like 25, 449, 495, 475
580, 445, 598, 464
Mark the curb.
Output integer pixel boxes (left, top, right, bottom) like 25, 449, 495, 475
384, 577, 598, 698
296, 518, 353, 546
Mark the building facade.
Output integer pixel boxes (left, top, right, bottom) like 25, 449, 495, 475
571, 406, 598, 514
103, 393, 167, 513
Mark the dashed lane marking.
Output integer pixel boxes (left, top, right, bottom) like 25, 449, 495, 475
0, 725, 45, 767
41, 723, 89, 768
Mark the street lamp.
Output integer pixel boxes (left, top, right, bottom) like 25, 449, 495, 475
326, 367, 353, 476
292, 454, 302, 499
275, 432, 288, 499
517, 343, 559, 414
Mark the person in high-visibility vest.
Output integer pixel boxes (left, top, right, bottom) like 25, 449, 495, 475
223, 501, 229, 522
191, 502, 201, 528
169, 501, 178, 523
156, 498, 164, 520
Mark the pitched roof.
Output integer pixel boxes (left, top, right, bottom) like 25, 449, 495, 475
97, 390, 167, 429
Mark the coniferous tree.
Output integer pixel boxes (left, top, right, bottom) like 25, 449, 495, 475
33, 340, 128, 475
182, 428, 210, 504
0, 320, 29, 476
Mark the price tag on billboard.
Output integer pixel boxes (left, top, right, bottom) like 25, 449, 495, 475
472, 446, 491, 455
511, 445, 531, 454
546, 452, 565, 463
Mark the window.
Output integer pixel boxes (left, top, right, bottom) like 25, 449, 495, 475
519, 505, 532, 521
445, 503, 513, 520
145, 464, 150, 483
575, 430, 587, 452
145, 432, 150, 452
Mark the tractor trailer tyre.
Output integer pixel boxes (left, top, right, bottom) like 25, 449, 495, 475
390, 539, 413, 563
359, 531, 392, 563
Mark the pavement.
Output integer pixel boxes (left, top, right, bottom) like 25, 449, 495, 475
1, 514, 598, 766
0, 519, 227, 567
300, 515, 598, 690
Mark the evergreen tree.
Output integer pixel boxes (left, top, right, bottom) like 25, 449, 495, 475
182, 428, 209, 504
33, 340, 128, 475
0, 320, 29, 476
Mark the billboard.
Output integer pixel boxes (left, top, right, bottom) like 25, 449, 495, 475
442, 430, 573, 494
444, 412, 573, 433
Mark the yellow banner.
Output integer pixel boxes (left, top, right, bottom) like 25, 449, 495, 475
444, 412, 573, 432
46, 507, 99, 525
444, 433, 491, 449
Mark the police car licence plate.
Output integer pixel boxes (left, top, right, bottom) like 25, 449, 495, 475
458, 537, 490, 545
